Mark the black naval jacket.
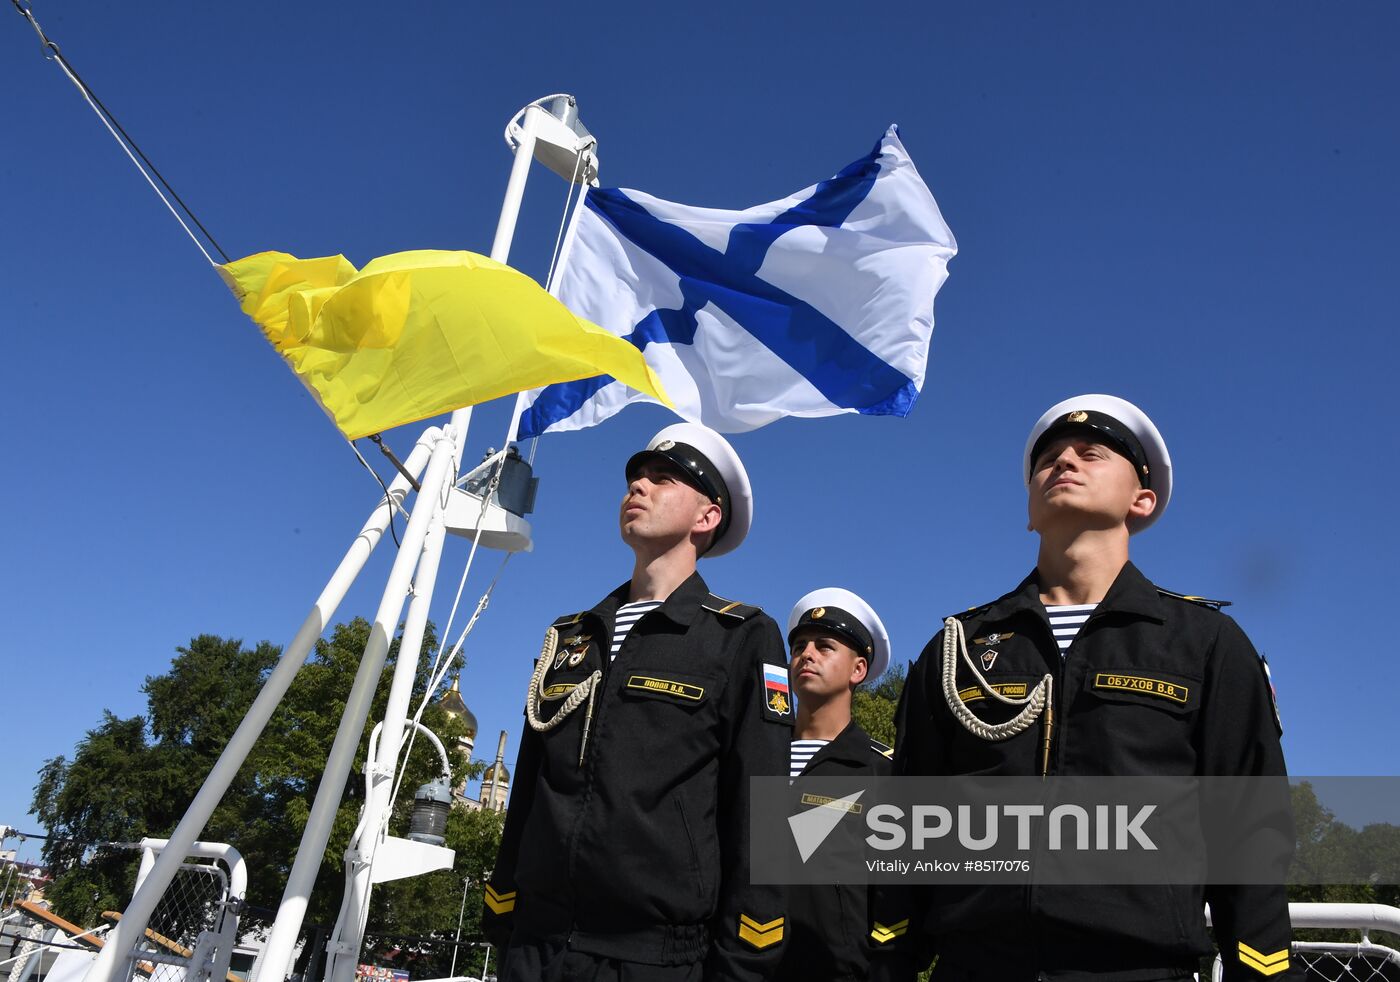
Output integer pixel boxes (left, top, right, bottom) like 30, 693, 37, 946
483, 572, 792, 981
778, 720, 893, 982
882, 562, 1297, 982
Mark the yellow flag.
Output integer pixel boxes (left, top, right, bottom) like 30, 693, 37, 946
218, 249, 671, 440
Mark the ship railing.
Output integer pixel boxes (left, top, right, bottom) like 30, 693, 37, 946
1210, 902, 1400, 981
107, 839, 247, 982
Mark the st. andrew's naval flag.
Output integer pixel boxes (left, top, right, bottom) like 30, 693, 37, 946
515, 126, 957, 439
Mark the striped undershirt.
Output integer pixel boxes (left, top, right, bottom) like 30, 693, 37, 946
1044, 603, 1096, 655
790, 739, 828, 779
610, 600, 662, 659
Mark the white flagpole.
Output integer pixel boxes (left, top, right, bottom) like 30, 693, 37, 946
507, 175, 590, 444
256, 425, 460, 982
85, 430, 438, 982
90, 95, 589, 982
315, 103, 551, 982
444, 104, 543, 474
489, 104, 544, 266
324, 470, 451, 982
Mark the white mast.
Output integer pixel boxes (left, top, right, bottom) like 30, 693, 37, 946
86, 95, 599, 982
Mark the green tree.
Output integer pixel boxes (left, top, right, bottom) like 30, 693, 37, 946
1289, 782, 1372, 907
1286, 781, 1400, 945
1355, 822, 1400, 911
853, 663, 905, 748
31, 620, 497, 945
32, 712, 154, 920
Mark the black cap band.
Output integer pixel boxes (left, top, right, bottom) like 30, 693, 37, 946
625, 442, 733, 546
1030, 410, 1152, 488
787, 606, 875, 658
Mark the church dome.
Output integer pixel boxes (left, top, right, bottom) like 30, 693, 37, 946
436, 676, 478, 740
482, 761, 510, 785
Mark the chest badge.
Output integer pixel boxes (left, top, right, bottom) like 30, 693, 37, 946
980, 648, 998, 671
555, 634, 591, 669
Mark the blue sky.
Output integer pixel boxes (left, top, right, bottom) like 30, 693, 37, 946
2, 3, 1397, 867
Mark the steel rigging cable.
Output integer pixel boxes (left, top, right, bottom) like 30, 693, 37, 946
11, 1, 442, 516
11, 0, 231, 265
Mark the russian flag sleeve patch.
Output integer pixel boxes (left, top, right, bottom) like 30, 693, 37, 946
761, 662, 793, 723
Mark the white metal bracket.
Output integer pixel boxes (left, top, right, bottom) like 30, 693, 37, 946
504, 94, 599, 186
442, 488, 533, 552
370, 835, 455, 884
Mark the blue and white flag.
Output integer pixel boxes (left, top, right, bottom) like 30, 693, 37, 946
516, 126, 956, 438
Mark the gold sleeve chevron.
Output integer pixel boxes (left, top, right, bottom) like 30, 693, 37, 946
483, 884, 516, 915
870, 919, 908, 945
218, 249, 671, 440
1238, 941, 1290, 976
737, 914, 784, 950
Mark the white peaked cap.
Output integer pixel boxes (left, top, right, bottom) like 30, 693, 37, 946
787, 587, 891, 681
627, 422, 753, 557
1024, 393, 1172, 533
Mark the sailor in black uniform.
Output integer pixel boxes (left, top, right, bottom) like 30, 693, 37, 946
484, 422, 791, 982
779, 588, 893, 982
878, 394, 1298, 982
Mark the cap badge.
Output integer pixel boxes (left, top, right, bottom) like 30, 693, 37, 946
656, 439, 676, 451
1067, 410, 1089, 423
811, 607, 826, 619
